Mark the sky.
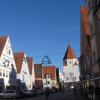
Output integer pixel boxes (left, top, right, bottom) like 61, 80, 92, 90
0, 0, 81, 71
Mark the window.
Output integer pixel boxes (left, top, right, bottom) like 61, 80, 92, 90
9, 50, 11, 55
47, 76, 50, 78
64, 60, 67, 65
11, 64, 14, 68
23, 75, 24, 81
6, 70, 8, 77
44, 75, 46, 78
9, 72, 11, 78
0, 69, 2, 76
6, 46, 11, 55
47, 81, 50, 84
3, 69, 5, 77
66, 77, 68, 80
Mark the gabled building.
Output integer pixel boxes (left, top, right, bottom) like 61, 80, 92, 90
34, 64, 43, 89
86, 0, 100, 78
63, 45, 80, 84
14, 52, 33, 90
42, 66, 58, 89
0, 36, 17, 91
80, 7, 92, 80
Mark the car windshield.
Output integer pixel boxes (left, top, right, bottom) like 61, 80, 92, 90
4, 90, 15, 93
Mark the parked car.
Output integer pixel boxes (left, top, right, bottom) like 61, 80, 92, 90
3, 90, 19, 98
0, 91, 4, 97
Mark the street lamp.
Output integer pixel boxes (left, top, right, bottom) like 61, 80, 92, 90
42, 56, 51, 65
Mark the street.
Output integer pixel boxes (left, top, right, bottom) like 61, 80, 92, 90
0, 90, 89, 100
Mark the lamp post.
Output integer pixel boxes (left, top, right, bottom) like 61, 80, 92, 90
42, 56, 51, 65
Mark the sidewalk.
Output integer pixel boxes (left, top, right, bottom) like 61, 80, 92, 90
19, 90, 91, 100
58, 89, 90, 100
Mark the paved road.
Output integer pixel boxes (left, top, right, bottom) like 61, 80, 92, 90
0, 90, 90, 100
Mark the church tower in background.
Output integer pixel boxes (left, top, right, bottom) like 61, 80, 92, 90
63, 44, 80, 83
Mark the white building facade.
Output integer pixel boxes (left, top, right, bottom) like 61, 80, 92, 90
14, 52, 33, 90
63, 45, 80, 83
0, 36, 17, 91
42, 66, 58, 89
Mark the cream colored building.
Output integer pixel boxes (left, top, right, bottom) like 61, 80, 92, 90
63, 45, 80, 83
0, 36, 17, 91
14, 52, 34, 90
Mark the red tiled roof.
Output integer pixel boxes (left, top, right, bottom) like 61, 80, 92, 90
42, 66, 56, 80
63, 45, 76, 60
80, 7, 90, 35
14, 52, 24, 73
0, 36, 8, 56
27, 57, 33, 75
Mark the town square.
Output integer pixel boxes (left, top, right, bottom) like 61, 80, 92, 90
0, 0, 100, 100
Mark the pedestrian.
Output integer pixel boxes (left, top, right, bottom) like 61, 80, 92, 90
45, 88, 49, 100
74, 87, 77, 95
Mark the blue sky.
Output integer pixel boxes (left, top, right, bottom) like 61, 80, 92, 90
0, 0, 81, 71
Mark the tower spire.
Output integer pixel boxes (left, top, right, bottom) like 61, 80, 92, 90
63, 43, 76, 60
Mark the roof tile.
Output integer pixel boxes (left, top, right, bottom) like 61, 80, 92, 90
42, 66, 56, 80
0, 36, 8, 56
63, 45, 76, 60
14, 52, 24, 73
80, 7, 90, 35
